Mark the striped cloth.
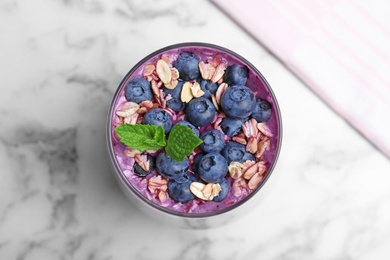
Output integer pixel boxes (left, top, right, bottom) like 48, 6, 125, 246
212, 0, 390, 158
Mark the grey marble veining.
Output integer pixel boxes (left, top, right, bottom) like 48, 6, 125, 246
1, 0, 390, 259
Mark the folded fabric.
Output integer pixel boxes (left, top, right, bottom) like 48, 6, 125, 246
212, 0, 390, 158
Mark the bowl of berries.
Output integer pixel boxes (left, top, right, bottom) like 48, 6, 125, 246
107, 42, 282, 228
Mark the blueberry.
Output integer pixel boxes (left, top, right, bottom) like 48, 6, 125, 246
168, 172, 197, 203
192, 153, 204, 173
143, 108, 172, 133
198, 153, 228, 183
198, 79, 218, 98
251, 98, 272, 122
224, 64, 249, 86
163, 80, 186, 112
199, 129, 224, 153
213, 178, 229, 202
243, 152, 255, 162
186, 97, 216, 127
221, 141, 247, 164
133, 155, 156, 177
221, 85, 256, 119
220, 117, 243, 137
125, 77, 153, 103
173, 52, 200, 81
176, 120, 199, 137
156, 151, 189, 181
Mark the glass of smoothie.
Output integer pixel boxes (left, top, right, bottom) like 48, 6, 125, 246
106, 42, 282, 229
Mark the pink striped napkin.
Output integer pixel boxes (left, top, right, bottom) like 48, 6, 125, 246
212, 0, 390, 158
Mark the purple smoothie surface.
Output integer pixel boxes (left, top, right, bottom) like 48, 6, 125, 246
110, 44, 280, 214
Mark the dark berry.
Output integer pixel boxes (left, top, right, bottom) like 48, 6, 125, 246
186, 97, 216, 127
221, 85, 256, 119
163, 80, 186, 112
156, 151, 189, 181
199, 129, 224, 153
224, 64, 249, 86
168, 172, 197, 203
143, 108, 172, 133
213, 178, 229, 202
125, 77, 153, 103
251, 98, 272, 122
198, 79, 218, 98
198, 153, 228, 183
173, 52, 200, 81
220, 117, 243, 137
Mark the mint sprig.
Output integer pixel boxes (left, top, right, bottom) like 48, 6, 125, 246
115, 124, 166, 152
165, 124, 203, 161
115, 123, 202, 161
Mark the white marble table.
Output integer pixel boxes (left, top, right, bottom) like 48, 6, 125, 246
1, 0, 390, 259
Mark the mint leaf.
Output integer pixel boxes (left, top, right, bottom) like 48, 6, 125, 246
165, 124, 203, 161
115, 124, 166, 152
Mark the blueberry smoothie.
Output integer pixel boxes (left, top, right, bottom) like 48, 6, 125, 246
108, 43, 281, 216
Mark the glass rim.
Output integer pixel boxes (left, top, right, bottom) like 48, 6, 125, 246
106, 42, 283, 219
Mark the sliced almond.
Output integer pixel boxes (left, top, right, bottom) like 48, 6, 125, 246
256, 138, 270, 159
202, 183, 213, 199
190, 81, 205, 98
190, 182, 207, 200
156, 59, 172, 84
190, 182, 221, 200
215, 83, 228, 105
164, 79, 178, 90
211, 63, 226, 83
198, 61, 209, 80
243, 163, 259, 180
228, 161, 244, 179
232, 136, 247, 145
211, 183, 221, 197
134, 154, 150, 172
248, 172, 264, 190
171, 67, 180, 80
116, 102, 140, 117
257, 122, 273, 137
143, 64, 155, 77
181, 81, 194, 103
246, 136, 258, 154
210, 94, 219, 110
151, 80, 160, 98
148, 175, 168, 194
232, 178, 248, 197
